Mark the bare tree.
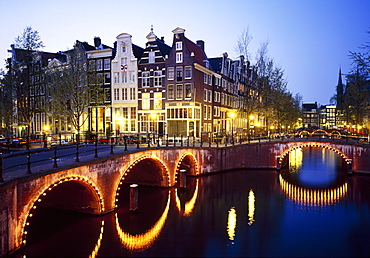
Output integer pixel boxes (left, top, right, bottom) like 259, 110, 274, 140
48, 41, 105, 143
14, 26, 45, 51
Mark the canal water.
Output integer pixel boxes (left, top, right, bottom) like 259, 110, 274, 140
15, 147, 370, 257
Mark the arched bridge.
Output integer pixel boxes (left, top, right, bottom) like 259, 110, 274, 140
1, 138, 370, 256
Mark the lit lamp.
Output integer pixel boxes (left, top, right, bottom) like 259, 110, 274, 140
228, 111, 236, 144
150, 113, 157, 133
44, 125, 49, 148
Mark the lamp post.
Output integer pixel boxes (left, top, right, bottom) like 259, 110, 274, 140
150, 113, 157, 145
43, 125, 49, 148
228, 111, 236, 145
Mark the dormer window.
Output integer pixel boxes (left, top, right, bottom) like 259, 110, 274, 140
176, 42, 182, 50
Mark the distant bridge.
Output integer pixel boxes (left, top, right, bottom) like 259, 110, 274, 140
1, 138, 370, 256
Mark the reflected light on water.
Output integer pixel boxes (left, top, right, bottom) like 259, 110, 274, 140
289, 148, 303, 173
227, 207, 237, 242
248, 189, 255, 226
279, 174, 348, 207
89, 220, 105, 258
115, 194, 170, 252
175, 179, 199, 216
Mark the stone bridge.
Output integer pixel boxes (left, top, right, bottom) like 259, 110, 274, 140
1, 139, 370, 256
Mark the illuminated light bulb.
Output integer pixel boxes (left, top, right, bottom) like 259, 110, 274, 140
24, 231, 28, 234
23, 240, 26, 244
29, 214, 33, 217
26, 222, 29, 226
33, 206, 36, 209
38, 199, 41, 202
48, 188, 52, 191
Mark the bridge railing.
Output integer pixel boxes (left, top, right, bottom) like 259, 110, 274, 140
0, 133, 369, 184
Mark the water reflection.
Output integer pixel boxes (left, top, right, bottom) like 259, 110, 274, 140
115, 194, 170, 252
279, 175, 348, 207
15, 147, 370, 257
248, 189, 255, 225
227, 207, 237, 242
175, 178, 199, 216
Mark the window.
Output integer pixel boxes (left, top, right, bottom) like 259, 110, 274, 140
168, 67, 174, 80
122, 88, 128, 100
176, 67, 183, 82
204, 89, 207, 101
185, 66, 192, 79
208, 90, 212, 102
130, 87, 136, 100
154, 71, 162, 86
122, 71, 127, 83
168, 84, 174, 99
104, 59, 110, 70
185, 84, 191, 99
104, 73, 111, 84
176, 41, 182, 50
142, 71, 150, 87
204, 74, 207, 83
122, 107, 128, 119
121, 58, 127, 70
142, 93, 150, 110
113, 88, 119, 100
129, 71, 135, 83
208, 75, 212, 85
97, 60, 103, 70
176, 52, 183, 63
122, 45, 126, 53
176, 84, 183, 99
131, 107, 136, 119
114, 73, 119, 84
204, 105, 207, 120
154, 92, 162, 109
149, 51, 155, 63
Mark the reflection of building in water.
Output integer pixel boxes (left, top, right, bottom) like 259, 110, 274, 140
227, 207, 237, 242
279, 175, 347, 207
115, 194, 170, 252
175, 179, 199, 216
248, 189, 255, 226
289, 148, 303, 173
90, 220, 105, 258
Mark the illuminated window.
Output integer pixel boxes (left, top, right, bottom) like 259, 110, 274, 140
142, 93, 150, 109
185, 84, 191, 99
154, 92, 162, 109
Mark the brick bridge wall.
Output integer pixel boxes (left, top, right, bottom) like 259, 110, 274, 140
1, 140, 370, 255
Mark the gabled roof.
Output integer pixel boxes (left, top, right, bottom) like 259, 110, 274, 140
208, 57, 222, 72
132, 44, 145, 59
184, 37, 208, 67
156, 38, 171, 57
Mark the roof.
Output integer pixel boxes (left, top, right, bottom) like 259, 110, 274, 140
208, 57, 222, 72
184, 37, 208, 67
156, 38, 171, 57
132, 44, 144, 59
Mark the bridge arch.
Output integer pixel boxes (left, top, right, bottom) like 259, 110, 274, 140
176, 152, 199, 176
21, 175, 104, 246
117, 155, 170, 188
311, 129, 329, 137
279, 142, 351, 166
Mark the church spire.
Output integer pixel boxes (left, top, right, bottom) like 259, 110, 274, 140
336, 67, 344, 110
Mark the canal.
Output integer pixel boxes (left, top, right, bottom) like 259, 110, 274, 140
14, 147, 370, 257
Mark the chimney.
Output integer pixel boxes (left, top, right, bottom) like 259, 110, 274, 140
160, 36, 165, 43
196, 40, 205, 52
94, 37, 101, 48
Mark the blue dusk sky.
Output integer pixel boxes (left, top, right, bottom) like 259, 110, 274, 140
1, 0, 369, 105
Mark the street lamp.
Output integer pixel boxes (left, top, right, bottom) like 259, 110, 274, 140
228, 111, 236, 144
44, 125, 49, 148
